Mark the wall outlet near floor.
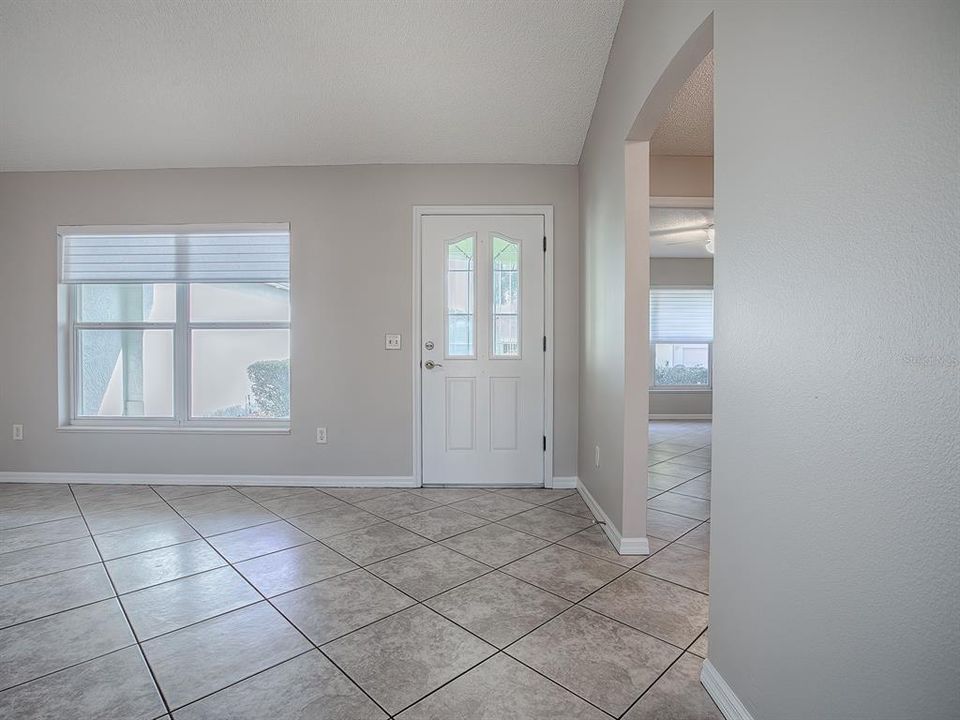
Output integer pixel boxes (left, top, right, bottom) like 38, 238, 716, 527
594, 445, 600, 468
12, 424, 23, 441
316, 426, 327, 444
385, 333, 401, 350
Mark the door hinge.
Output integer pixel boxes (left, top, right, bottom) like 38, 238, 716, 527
543, 335, 547, 352
543, 236, 547, 252
543, 435, 547, 451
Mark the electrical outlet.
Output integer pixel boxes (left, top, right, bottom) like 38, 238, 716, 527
594, 445, 600, 468
385, 333, 401, 350
316, 426, 327, 444
12, 424, 23, 441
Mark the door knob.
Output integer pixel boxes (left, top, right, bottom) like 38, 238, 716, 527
424, 360, 443, 369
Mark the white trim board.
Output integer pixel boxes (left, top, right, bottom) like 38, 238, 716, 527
650, 413, 712, 420
552, 476, 578, 489
576, 478, 650, 555
412, 205, 555, 489
701, 659, 755, 720
0, 472, 417, 488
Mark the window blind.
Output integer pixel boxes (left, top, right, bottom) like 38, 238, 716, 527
650, 288, 714, 342
59, 225, 290, 284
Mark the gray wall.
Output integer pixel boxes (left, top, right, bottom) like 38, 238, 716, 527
0, 164, 579, 478
581, 0, 959, 718
649, 258, 713, 417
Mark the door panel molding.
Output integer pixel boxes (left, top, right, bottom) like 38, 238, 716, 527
413, 205, 554, 487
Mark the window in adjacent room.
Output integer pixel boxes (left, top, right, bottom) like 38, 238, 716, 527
58, 224, 290, 429
650, 287, 713, 389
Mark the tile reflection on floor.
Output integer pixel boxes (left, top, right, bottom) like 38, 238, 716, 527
0, 420, 718, 719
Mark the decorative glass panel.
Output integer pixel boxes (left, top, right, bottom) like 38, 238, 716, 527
77, 329, 174, 417
446, 236, 475, 357
491, 235, 520, 357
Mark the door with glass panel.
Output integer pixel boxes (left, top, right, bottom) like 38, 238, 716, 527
421, 215, 545, 486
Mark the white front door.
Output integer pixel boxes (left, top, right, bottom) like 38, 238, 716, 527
421, 214, 545, 486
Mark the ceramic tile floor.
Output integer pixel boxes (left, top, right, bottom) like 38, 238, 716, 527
0, 421, 719, 719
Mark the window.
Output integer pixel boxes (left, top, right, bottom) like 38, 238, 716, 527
59, 225, 290, 429
491, 235, 520, 357
650, 287, 713, 389
446, 235, 475, 357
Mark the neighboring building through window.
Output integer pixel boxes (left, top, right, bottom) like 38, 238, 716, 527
650, 287, 714, 388
59, 224, 290, 428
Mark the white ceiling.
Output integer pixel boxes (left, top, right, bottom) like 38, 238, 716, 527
650, 50, 713, 156
651, 206, 714, 258
0, 0, 623, 171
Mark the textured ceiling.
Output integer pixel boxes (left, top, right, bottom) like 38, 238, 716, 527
651, 206, 714, 257
0, 0, 623, 171
650, 50, 713, 156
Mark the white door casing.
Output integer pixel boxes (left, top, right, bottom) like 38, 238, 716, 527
420, 214, 545, 486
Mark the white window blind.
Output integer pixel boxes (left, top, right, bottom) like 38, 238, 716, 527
650, 288, 714, 342
59, 224, 289, 284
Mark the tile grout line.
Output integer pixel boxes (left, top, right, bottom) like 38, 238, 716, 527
2, 432, 711, 716
67, 482, 176, 719
163, 486, 615, 717
146, 488, 396, 719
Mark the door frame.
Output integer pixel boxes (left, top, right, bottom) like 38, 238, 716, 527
412, 205, 554, 488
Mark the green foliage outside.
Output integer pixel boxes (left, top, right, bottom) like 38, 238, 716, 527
655, 362, 709, 386
247, 358, 290, 417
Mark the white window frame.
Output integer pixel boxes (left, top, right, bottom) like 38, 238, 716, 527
58, 227, 291, 433
649, 284, 713, 392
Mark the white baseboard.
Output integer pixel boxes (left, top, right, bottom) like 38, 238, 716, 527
0, 472, 417, 488
576, 478, 650, 555
701, 659, 754, 720
551, 476, 578, 489
650, 413, 713, 420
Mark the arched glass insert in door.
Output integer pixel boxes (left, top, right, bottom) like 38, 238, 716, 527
445, 235, 475, 357
491, 234, 520, 357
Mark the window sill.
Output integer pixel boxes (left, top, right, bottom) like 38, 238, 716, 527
649, 387, 712, 393
57, 425, 291, 435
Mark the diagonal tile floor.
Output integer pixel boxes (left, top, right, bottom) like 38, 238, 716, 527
0, 420, 719, 719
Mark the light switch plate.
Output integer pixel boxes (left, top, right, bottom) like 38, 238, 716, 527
385, 333, 401, 350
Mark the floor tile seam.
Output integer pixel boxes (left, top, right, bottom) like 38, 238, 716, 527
632, 566, 710, 596
150, 490, 394, 719
75, 496, 172, 516
16, 477, 709, 716
153, 486, 233, 501
95, 535, 203, 563
646, 505, 710, 522
66, 484, 175, 718
359, 536, 501, 577
0, 557, 104, 588
121, 593, 264, 645
159, 647, 317, 715
614, 616, 714, 719
208, 536, 319, 565
0, 513, 85, 532
0, 640, 142, 696
0, 531, 92, 557
613, 646, 689, 719
0, 584, 118, 633
106, 560, 232, 597
496, 649, 623, 719
232, 486, 329, 503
